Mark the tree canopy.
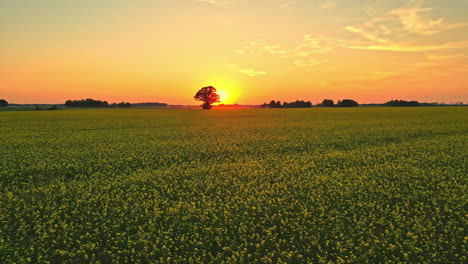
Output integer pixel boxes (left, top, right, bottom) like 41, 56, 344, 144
384, 100, 421, 107
320, 99, 334, 107
336, 99, 359, 107
0, 99, 8, 107
65, 99, 132, 108
194, 86, 220, 110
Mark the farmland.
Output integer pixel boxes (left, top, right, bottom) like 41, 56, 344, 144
0, 107, 466, 263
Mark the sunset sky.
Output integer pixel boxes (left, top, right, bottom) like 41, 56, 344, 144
1, 0, 467, 104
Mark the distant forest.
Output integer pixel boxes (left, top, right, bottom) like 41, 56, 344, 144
64, 99, 167, 108
261, 99, 359, 108
260, 99, 463, 108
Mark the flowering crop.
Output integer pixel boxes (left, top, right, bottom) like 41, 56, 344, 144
0, 107, 466, 263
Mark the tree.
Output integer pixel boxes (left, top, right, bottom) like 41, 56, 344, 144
0, 99, 8, 107
194, 86, 220, 109
336, 99, 359, 107
65, 98, 109, 107
320, 99, 334, 107
283, 100, 312, 108
384, 100, 420, 107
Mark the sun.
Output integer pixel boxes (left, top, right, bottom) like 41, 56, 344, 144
205, 77, 241, 105
217, 89, 229, 104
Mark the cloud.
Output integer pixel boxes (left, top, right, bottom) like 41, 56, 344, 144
344, 26, 389, 44
390, 0, 466, 35
343, 1, 468, 52
235, 35, 332, 68
319, 0, 338, 9
227, 64, 267, 76
342, 40, 468, 52
196, 0, 249, 6
426, 53, 465, 61
239, 69, 267, 76
197, 0, 218, 4
280, 1, 296, 9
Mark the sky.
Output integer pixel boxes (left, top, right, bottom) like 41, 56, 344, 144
1, 0, 467, 104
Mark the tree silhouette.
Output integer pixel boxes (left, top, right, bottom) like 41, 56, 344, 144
384, 100, 420, 107
194, 86, 220, 109
336, 99, 359, 107
320, 99, 334, 107
0, 99, 8, 107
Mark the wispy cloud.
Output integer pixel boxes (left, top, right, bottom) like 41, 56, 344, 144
235, 35, 332, 68
319, 0, 338, 10
342, 40, 468, 52
343, 0, 468, 52
280, 1, 296, 9
197, 0, 218, 4
196, 0, 249, 7
426, 53, 465, 61
390, 0, 466, 35
227, 64, 267, 76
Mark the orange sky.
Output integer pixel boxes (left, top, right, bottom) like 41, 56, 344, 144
1, 0, 467, 104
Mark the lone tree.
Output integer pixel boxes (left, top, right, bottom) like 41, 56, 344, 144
194, 86, 220, 109
0, 99, 8, 107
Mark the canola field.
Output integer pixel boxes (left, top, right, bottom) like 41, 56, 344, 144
0, 107, 466, 263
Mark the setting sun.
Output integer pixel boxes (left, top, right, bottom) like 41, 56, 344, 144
210, 78, 241, 105
217, 90, 229, 104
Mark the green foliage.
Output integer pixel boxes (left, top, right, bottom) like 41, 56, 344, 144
0, 108, 466, 263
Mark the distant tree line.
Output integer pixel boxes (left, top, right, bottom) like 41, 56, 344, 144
384, 100, 420, 107
319, 99, 359, 107
261, 100, 313, 108
363, 100, 464, 107
132, 102, 168, 107
65, 99, 131, 108
259, 98, 467, 108
0, 99, 8, 107
261, 99, 359, 108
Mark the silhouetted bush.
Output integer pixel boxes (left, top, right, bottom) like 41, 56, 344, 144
0, 99, 8, 107
48, 105, 58, 110
336, 99, 359, 107
384, 100, 421, 107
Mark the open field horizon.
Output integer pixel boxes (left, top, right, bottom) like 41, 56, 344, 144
1, 0, 467, 262
1, 107, 466, 263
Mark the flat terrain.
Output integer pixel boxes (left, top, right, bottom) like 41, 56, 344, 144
0, 107, 466, 263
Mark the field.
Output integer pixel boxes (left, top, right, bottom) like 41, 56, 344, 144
0, 107, 466, 263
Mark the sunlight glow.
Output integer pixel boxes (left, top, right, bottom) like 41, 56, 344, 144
217, 90, 229, 104
211, 78, 241, 105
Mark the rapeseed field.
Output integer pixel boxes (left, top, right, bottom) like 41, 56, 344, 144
0, 107, 466, 263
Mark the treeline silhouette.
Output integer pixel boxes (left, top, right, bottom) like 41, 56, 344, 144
0, 99, 8, 107
363, 100, 463, 107
318, 99, 359, 107
65, 99, 131, 108
260, 99, 465, 108
383, 100, 423, 106
132, 102, 168, 107
261, 99, 359, 108
261, 100, 314, 108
